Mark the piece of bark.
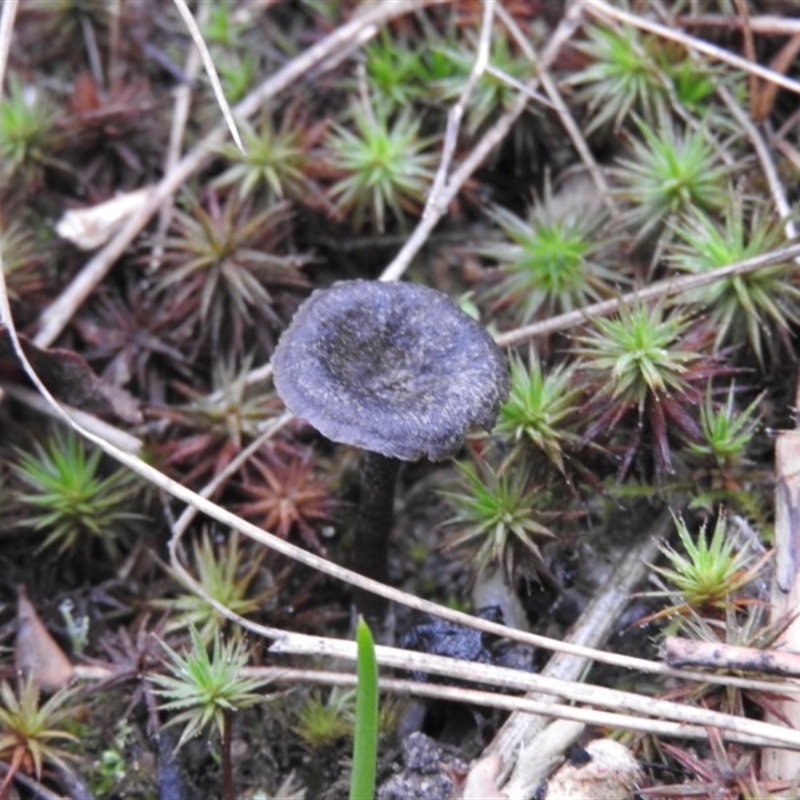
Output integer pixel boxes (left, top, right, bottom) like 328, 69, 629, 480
461, 755, 509, 800
55, 188, 153, 251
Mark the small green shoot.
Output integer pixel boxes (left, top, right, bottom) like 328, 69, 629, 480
0, 73, 59, 189
327, 100, 436, 232
213, 115, 309, 203
293, 687, 355, 748
149, 627, 269, 752
571, 24, 668, 131
494, 351, 581, 473
0, 677, 78, 790
570, 24, 717, 131
576, 303, 699, 407
12, 428, 143, 558
481, 192, 621, 323
350, 616, 379, 800
651, 514, 767, 613
150, 627, 271, 800
159, 193, 307, 354
688, 384, 762, 471
575, 302, 725, 474
671, 204, 800, 364
156, 529, 271, 643
441, 461, 554, 580
614, 116, 729, 249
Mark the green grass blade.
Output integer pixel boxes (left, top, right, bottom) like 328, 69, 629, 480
349, 616, 379, 800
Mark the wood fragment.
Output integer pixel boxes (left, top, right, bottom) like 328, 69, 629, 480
762, 411, 800, 780
665, 636, 800, 677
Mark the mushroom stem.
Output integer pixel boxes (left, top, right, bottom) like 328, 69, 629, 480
352, 451, 401, 630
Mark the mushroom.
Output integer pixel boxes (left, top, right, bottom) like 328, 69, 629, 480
272, 280, 509, 632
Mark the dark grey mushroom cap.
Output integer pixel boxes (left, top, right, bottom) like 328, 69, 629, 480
273, 280, 510, 461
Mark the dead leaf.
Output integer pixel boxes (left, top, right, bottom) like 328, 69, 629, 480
0, 326, 142, 424
15, 586, 74, 692
55, 187, 153, 251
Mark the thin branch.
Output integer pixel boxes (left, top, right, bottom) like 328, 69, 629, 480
418, 0, 496, 237
0, 383, 142, 453
679, 13, 800, 36
70, 664, 794, 751
269, 634, 800, 750
665, 637, 800, 677
493, 241, 800, 348
148, 1, 207, 272
171, 411, 293, 538
0, 0, 18, 85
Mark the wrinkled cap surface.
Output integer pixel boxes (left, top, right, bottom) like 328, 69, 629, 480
273, 280, 510, 461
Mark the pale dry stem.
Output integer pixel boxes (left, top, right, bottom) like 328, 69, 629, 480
173, 0, 244, 155
71, 663, 796, 752
419, 0, 496, 238
717, 84, 798, 240
148, 2, 207, 273
494, 241, 800, 348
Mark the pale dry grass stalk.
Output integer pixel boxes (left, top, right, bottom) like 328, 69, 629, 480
0, 384, 142, 454
172, 0, 244, 155
69, 662, 792, 751
148, 1, 207, 272
419, 0, 496, 234
269, 634, 800, 751
717, 84, 798, 240
0, 1, 17, 98
763, 395, 800, 780
680, 13, 800, 36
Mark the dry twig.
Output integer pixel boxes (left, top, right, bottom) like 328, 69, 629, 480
664, 637, 800, 677
494, 241, 800, 348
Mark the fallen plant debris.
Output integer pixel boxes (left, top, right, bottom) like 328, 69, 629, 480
2, 1, 800, 798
